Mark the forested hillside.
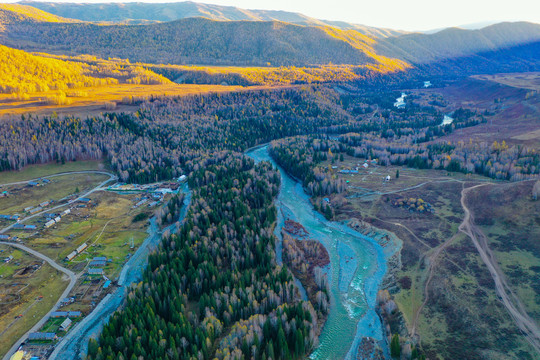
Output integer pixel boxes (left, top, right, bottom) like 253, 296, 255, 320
0, 3, 75, 24
0, 44, 118, 94
21, 0, 406, 38
2, 4, 540, 74
376, 21, 540, 64
0, 15, 405, 67
0, 44, 172, 96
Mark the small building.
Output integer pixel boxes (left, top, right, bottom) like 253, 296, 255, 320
89, 260, 106, 267
54, 216, 61, 223
62, 209, 71, 216
12, 224, 25, 230
0, 234, 10, 240
29, 207, 43, 214
28, 332, 57, 341
4, 255, 13, 263
88, 268, 104, 275
385, 175, 391, 182
93, 257, 107, 261
67, 311, 82, 318
103, 280, 111, 289
50, 311, 68, 318
60, 297, 74, 305
43, 178, 51, 183
28, 181, 39, 187
39, 201, 50, 207
76, 243, 88, 254
178, 175, 187, 182
24, 206, 34, 212
45, 220, 55, 228
79, 198, 91, 203
10, 215, 20, 221
24, 225, 37, 231
59, 317, 72, 331
65, 251, 78, 261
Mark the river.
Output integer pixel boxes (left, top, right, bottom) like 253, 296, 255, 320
247, 145, 394, 360
50, 184, 191, 360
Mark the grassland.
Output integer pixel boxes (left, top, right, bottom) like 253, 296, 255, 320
466, 181, 540, 320
0, 160, 105, 184
0, 245, 68, 357
322, 154, 538, 358
0, 83, 247, 117
0, 173, 109, 215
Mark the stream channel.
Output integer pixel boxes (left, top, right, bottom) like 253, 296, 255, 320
51, 184, 191, 360
247, 145, 394, 360
54, 143, 394, 360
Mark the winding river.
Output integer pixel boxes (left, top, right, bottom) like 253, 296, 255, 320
53, 145, 393, 360
247, 145, 394, 360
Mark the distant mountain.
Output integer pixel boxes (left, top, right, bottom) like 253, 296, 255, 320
0, 8, 407, 69
0, 3, 76, 24
376, 22, 540, 64
2, 3, 539, 77
19, 1, 406, 38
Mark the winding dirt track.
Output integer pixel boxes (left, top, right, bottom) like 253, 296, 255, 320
459, 185, 540, 354
411, 182, 540, 354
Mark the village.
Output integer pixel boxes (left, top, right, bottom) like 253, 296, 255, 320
0, 166, 186, 359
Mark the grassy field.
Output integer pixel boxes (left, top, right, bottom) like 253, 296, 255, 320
28, 190, 148, 273
323, 154, 538, 358
472, 72, 540, 91
0, 173, 109, 215
0, 247, 68, 357
0, 160, 106, 184
467, 181, 540, 320
0, 83, 248, 117
0, 160, 159, 357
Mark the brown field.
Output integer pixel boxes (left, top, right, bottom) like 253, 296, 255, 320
0, 83, 250, 117
472, 72, 540, 91
421, 76, 540, 148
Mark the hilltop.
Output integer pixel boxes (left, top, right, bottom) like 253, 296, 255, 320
0, 13, 408, 68
20, 0, 406, 38
0, 3, 76, 24
377, 21, 540, 64
1, 4, 539, 75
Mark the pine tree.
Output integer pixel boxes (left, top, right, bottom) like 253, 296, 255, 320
390, 334, 401, 358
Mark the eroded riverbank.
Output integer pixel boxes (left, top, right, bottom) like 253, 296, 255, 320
247, 145, 401, 360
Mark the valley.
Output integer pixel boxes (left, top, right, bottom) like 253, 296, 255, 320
0, 2, 538, 360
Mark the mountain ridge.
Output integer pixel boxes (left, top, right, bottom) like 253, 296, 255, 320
19, 0, 407, 38
1, 3, 539, 77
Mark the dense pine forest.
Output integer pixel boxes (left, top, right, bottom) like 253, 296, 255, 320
87, 154, 319, 359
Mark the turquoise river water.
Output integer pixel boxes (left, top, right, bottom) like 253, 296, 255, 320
247, 145, 394, 360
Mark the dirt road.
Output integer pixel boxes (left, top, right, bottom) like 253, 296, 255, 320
459, 185, 540, 354
0, 171, 116, 360
411, 182, 540, 354
0, 241, 78, 360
